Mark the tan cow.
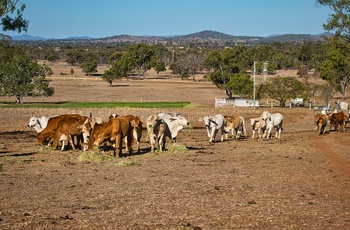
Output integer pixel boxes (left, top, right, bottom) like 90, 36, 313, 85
250, 117, 266, 139
314, 113, 328, 135
129, 116, 143, 153
147, 115, 171, 152
224, 115, 247, 139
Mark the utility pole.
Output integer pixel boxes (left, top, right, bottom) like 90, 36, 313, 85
253, 61, 256, 109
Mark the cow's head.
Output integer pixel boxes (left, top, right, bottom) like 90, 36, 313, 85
174, 114, 189, 126
260, 111, 271, 121
28, 116, 40, 128
131, 116, 142, 131
78, 122, 92, 143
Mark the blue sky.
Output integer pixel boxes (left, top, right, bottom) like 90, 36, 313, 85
1, 0, 334, 39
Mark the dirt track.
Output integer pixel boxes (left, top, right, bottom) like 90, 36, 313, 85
0, 76, 350, 229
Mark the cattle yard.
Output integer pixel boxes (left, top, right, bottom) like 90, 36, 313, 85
0, 75, 350, 229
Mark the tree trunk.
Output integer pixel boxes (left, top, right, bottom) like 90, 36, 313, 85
16, 95, 23, 104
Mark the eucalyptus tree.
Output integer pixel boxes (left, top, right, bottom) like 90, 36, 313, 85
0, 0, 28, 34
317, 37, 350, 99
316, 0, 350, 99
204, 48, 249, 98
261, 76, 306, 107
127, 43, 155, 78
0, 1, 54, 103
317, 0, 350, 40
0, 43, 54, 103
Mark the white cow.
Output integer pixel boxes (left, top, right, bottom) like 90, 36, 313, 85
157, 113, 189, 143
250, 117, 266, 139
199, 114, 225, 142
27, 115, 51, 133
260, 111, 283, 139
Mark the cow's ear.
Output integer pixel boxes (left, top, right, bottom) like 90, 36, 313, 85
198, 118, 203, 122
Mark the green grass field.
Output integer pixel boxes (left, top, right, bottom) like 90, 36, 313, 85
0, 101, 191, 108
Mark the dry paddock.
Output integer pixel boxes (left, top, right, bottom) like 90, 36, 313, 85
0, 107, 350, 229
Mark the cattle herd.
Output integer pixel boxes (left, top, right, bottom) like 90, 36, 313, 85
314, 110, 349, 135
27, 109, 349, 157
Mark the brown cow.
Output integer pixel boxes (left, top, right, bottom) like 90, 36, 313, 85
328, 111, 346, 132
86, 121, 108, 151
129, 116, 143, 153
93, 116, 133, 157
37, 114, 87, 146
314, 113, 328, 135
50, 116, 87, 150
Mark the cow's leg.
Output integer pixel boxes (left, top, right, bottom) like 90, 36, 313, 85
67, 134, 75, 150
115, 134, 122, 157
275, 127, 279, 138
251, 129, 255, 139
210, 128, 216, 142
158, 134, 164, 152
149, 134, 155, 153
126, 134, 133, 155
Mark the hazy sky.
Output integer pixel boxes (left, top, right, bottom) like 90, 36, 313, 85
1, 0, 334, 39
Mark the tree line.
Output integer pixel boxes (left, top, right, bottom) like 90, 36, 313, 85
1, 0, 349, 106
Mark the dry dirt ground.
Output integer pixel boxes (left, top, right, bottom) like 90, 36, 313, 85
0, 67, 350, 229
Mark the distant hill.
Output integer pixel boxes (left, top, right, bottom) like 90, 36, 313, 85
11, 34, 47, 41
11, 30, 329, 45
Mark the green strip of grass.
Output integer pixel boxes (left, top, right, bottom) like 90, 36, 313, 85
0, 101, 191, 108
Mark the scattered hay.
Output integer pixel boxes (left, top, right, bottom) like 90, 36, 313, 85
116, 159, 141, 167
166, 143, 189, 154
78, 147, 112, 162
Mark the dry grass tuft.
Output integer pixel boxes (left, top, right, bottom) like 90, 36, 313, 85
78, 147, 112, 162
166, 143, 189, 154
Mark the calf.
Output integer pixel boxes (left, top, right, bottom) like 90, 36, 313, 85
250, 117, 266, 139
224, 115, 247, 139
314, 113, 328, 135
328, 111, 345, 132
147, 115, 171, 152
130, 116, 143, 153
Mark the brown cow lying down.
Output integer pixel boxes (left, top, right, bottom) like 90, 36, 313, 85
314, 113, 328, 135
328, 111, 346, 132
